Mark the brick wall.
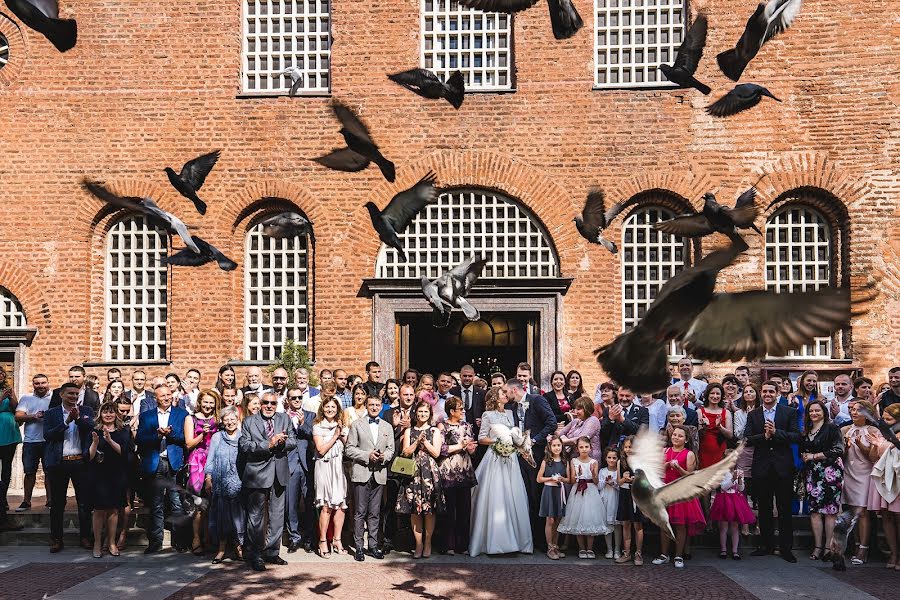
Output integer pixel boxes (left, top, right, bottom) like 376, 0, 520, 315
0, 0, 897, 393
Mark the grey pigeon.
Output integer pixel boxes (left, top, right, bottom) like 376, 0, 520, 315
596, 233, 856, 393
717, 0, 803, 81
629, 428, 743, 539
830, 509, 858, 571
706, 84, 781, 117
313, 100, 396, 182
5, 0, 76, 52
654, 189, 762, 238
388, 69, 464, 109
163, 236, 237, 271
456, 0, 582, 40
283, 67, 304, 97
421, 255, 489, 327
365, 171, 438, 262
81, 179, 200, 254
164, 150, 221, 215
574, 188, 627, 254
260, 211, 312, 239
660, 13, 710, 95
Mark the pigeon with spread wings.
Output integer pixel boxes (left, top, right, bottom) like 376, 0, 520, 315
164, 150, 221, 216
659, 13, 711, 95
706, 84, 781, 118
313, 100, 396, 182
629, 428, 743, 539
365, 171, 438, 262
5, 0, 77, 52
574, 188, 627, 254
388, 69, 465, 109
81, 179, 200, 254
260, 211, 312, 239
283, 67, 304, 97
457, 0, 583, 41
422, 255, 489, 327
654, 189, 762, 239
716, 0, 803, 81
163, 236, 237, 272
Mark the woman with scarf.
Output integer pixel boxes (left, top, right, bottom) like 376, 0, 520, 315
204, 406, 244, 563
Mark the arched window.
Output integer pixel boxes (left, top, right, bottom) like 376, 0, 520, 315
621, 205, 689, 357
0, 287, 25, 328
244, 217, 310, 361
765, 204, 834, 358
375, 189, 559, 279
105, 216, 168, 361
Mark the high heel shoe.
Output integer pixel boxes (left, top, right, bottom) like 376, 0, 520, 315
809, 546, 823, 560
317, 540, 331, 559
851, 545, 868, 565
109, 544, 120, 557
332, 541, 346, 555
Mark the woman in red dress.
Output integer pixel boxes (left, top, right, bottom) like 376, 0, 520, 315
698, 383, 733, 468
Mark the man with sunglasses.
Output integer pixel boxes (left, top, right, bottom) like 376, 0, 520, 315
239, 391, 296, 571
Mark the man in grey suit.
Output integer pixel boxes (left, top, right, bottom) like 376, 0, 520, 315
239, 391, 297, 571
344, 395, 395, 561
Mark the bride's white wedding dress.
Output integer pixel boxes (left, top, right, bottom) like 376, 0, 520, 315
468, 410, 533, 556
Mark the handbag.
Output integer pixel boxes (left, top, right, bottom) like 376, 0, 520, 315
390, 456, 417, 479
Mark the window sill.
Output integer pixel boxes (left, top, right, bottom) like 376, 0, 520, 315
592, 84, 681, 92
236, 92, 333, 99
226, 359, 316, 368
83, 360, 173, 368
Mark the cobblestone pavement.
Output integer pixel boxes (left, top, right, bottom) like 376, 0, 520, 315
0, 547, 895, 600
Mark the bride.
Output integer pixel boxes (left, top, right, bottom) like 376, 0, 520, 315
469, 386, 533, 556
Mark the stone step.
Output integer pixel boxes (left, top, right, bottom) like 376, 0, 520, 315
0, 526, 163, 546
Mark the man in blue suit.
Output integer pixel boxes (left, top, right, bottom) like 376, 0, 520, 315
43, 382, 95, 553
136, 383, 189, 554
284, 388, 316, 553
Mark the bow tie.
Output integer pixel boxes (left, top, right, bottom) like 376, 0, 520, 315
368, 417, 379, 424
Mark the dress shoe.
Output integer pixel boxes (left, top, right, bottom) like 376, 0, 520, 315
264, 555, 288, 565
287, 542, 301, 553
780, 550, 797, 563
49, 540, 63, 553
750, 548, 772, 557
80, 538, 93, 550
368, 548, 385, 560
303, 541, 313, 553
250, 560, 266, 572
144, 543, 162, 555
354, 548, 366, 562
175, 544, 188, 553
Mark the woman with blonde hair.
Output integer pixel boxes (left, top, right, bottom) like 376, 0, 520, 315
87, 402, 130, 557
313, 397, 348, 557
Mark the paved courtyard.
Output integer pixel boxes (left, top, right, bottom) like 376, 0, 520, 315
0, 546, 895, 600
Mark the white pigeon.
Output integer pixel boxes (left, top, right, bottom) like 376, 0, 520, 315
283, 67, 304, 97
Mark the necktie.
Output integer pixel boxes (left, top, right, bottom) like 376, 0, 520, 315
265, 417, 275, 438
464, 389, 471, 411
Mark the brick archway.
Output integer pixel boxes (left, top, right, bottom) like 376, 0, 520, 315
0, 13, 27, 88
0, 261, 51, 331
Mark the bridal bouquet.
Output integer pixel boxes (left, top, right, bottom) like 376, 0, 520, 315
489, 424, 525, 458
491, 439, 517, 458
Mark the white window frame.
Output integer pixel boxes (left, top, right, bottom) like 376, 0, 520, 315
104, 216, 169, 362
0, 288, 25, 328
621, 205, 688, 359
0, 33, 9, 70
765, 205, 835, 359
594, 0, 685, 89
244, 218, 311, 361
241, 0, 332, 95
375, 189, 558, 279
421, 0, 513, 92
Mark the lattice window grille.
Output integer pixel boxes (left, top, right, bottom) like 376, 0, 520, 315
0, 33, 9, 70
594, 0, 684, 88
245, 221, 310, 361
421, 0, 512, 91
105, 216, 168, 361
375, 190, 558, 279
242, 0, 331, 94
622, 206, 688, 358
765, 205, 834, 359
0, 288, 25, 328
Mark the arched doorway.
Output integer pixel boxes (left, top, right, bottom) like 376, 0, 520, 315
363, 188, 570, 385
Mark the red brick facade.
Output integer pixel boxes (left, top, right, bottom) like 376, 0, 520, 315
0, 1, 897, 390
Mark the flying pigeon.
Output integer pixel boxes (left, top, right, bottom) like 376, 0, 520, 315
81, 179, 200, 254
706, 84, 781, 117
260, 211, 312, 239
456, 0, 583, 41
654, 189, 762, 238
830, 509, 858, 571
717, 0, 803, 81
5, 0, 77, 52
365, 171, 438, 261
283, 67, 304, 97
388, 69, 465, 109
421, 255, 489, 327
313, 100, 396, 182
659, 13, 710, 95
574, 188, 627, 254
629, 428, 743, 539
596, 234, 856, 393
164, 150, 221, 216
163, 236, 237, 271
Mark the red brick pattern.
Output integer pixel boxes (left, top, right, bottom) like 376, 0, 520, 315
0, 1, 897, 383
0, 562, 116, 598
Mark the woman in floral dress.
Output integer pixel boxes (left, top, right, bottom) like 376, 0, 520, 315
798, 399, 844, 560
438, 396, 477, 555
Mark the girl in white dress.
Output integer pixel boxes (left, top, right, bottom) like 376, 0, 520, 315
558, 437, 609, 558
313, 397, 348, 557
598, 447, 621, 558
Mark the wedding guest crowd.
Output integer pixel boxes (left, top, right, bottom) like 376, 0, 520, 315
2, 360, 899, 575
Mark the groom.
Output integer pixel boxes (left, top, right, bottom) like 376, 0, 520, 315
504, 377, 556, 550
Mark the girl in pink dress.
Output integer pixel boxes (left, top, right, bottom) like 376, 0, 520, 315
708, 451, 755, 559
652, 426, 705, 569
185, 389, 220, 555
